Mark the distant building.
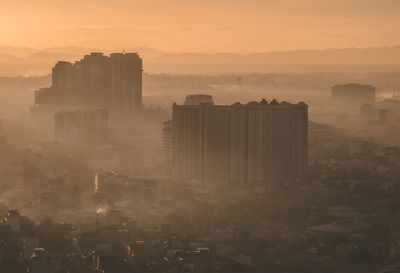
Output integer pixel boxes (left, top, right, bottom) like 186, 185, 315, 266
360, 103, 378, 122
184, 94, 214, 105
331, 83, 375, 103
94, 172, 159, 209
379, 108, 400, 125
28, 248, 62, 273
34, 52, 143, 118
172, 99, 308, 186
54, 109, 108, 147
308, 121, 335, 144
163, 120, 173, 175
5, 210, 21, 232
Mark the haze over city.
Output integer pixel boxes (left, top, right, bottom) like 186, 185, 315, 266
1, 1, 400, 273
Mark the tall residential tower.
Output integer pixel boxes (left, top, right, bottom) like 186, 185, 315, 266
34, 52, 143, 118
171, 99, 308, 187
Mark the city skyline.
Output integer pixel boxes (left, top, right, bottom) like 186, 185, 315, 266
1, 1, 400, 272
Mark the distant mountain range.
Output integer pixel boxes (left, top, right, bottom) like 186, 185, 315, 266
0, 46, 166, 59
1, 45, 400, 76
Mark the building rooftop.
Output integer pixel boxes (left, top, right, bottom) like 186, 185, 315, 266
332, 83, 375, 89
174, 99, 307, 108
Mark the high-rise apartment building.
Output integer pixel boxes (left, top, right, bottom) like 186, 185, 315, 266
163, 94, 214, 177
34, 52, 143, 118
172, 99, 308, 186
54, 109, 108, 147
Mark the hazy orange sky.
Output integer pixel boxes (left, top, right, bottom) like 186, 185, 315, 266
1, 0, 400, 53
